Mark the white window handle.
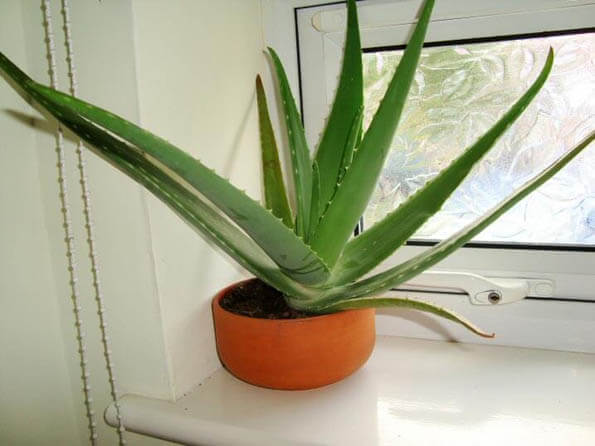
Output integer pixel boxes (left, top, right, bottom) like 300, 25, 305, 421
398, 271, 555, 305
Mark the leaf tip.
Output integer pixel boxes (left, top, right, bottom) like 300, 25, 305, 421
267, 47, 281, 62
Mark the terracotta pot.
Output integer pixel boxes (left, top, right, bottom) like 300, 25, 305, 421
211, 280, 376, 390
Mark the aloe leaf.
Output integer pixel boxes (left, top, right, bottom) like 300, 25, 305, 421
121, 160, 316, 300
310, 0, 435, 267
337, 106, 364, 185
42, 104, 317, 299
267, 48, 312, 239
309, 104, 362, 232
312, 0, 363, 225
109, 150, 315, 300
309, 160, 321, 231
319, 130, 594, 302
330, 48, 555, 285
313, 107, 364, 229
256, 75, 293, 228
0, 51, 329, 285
309, 297, 494, 338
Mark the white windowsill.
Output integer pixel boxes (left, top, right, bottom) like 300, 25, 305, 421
106, 336, 595, 446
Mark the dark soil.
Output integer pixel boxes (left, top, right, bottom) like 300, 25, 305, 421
220, 278, 315, 319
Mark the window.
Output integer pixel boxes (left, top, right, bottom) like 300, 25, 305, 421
284, 0, 595, 350
362, 33, 594, 247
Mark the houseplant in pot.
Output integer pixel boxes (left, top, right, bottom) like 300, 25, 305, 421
0, 0, 593, 390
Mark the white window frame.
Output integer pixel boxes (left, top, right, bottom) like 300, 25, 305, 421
264, 0, 595, 352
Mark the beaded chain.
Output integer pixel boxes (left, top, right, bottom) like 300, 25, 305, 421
58, 0, 126, 443
41, 0, 125, 443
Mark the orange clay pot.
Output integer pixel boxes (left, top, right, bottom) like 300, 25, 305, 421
212, 280, 376, 390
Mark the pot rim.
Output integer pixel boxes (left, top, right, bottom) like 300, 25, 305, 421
213, 278, 372, 325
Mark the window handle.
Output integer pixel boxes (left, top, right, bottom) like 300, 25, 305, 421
398, 271, 554, 305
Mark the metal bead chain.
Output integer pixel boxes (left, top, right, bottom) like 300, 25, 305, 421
40, 1, 97, 444
59, 0, 126, 443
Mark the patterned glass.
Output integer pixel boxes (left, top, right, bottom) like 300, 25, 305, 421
362, 33, 594, 246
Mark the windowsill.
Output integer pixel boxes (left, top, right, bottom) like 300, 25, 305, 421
106, 336, 595, 445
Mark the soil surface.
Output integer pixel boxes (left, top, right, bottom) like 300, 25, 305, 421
220, 279, 315, 319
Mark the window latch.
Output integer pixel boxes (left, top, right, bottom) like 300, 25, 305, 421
398, 271, 554, 305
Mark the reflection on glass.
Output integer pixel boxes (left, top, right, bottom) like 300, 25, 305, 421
363, 33, 594, 245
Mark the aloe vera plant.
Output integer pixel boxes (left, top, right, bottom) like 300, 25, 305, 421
1, 0, 593, 338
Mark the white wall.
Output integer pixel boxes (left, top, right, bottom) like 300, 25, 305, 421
0, 2, 83, 444
130, 0, 265, 398
1, 0, 265, 444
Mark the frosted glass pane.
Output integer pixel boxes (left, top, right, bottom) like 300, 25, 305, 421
363, 33, 594, 246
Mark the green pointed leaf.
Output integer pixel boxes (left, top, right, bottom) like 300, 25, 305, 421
256, 75, 293, 228
310, 0, 436, 267
330, 48, 555, 285
309, 160, 321, 231
312, 108, 364, 232
0, 51, 329, 285
311, 297, 494, 338
312, 0, 363, 225
267, 48, 312, 239
31, 102, 318, 299
82, 123, 315, 299
320, 130, 594, 301
337, 106, 364, 185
